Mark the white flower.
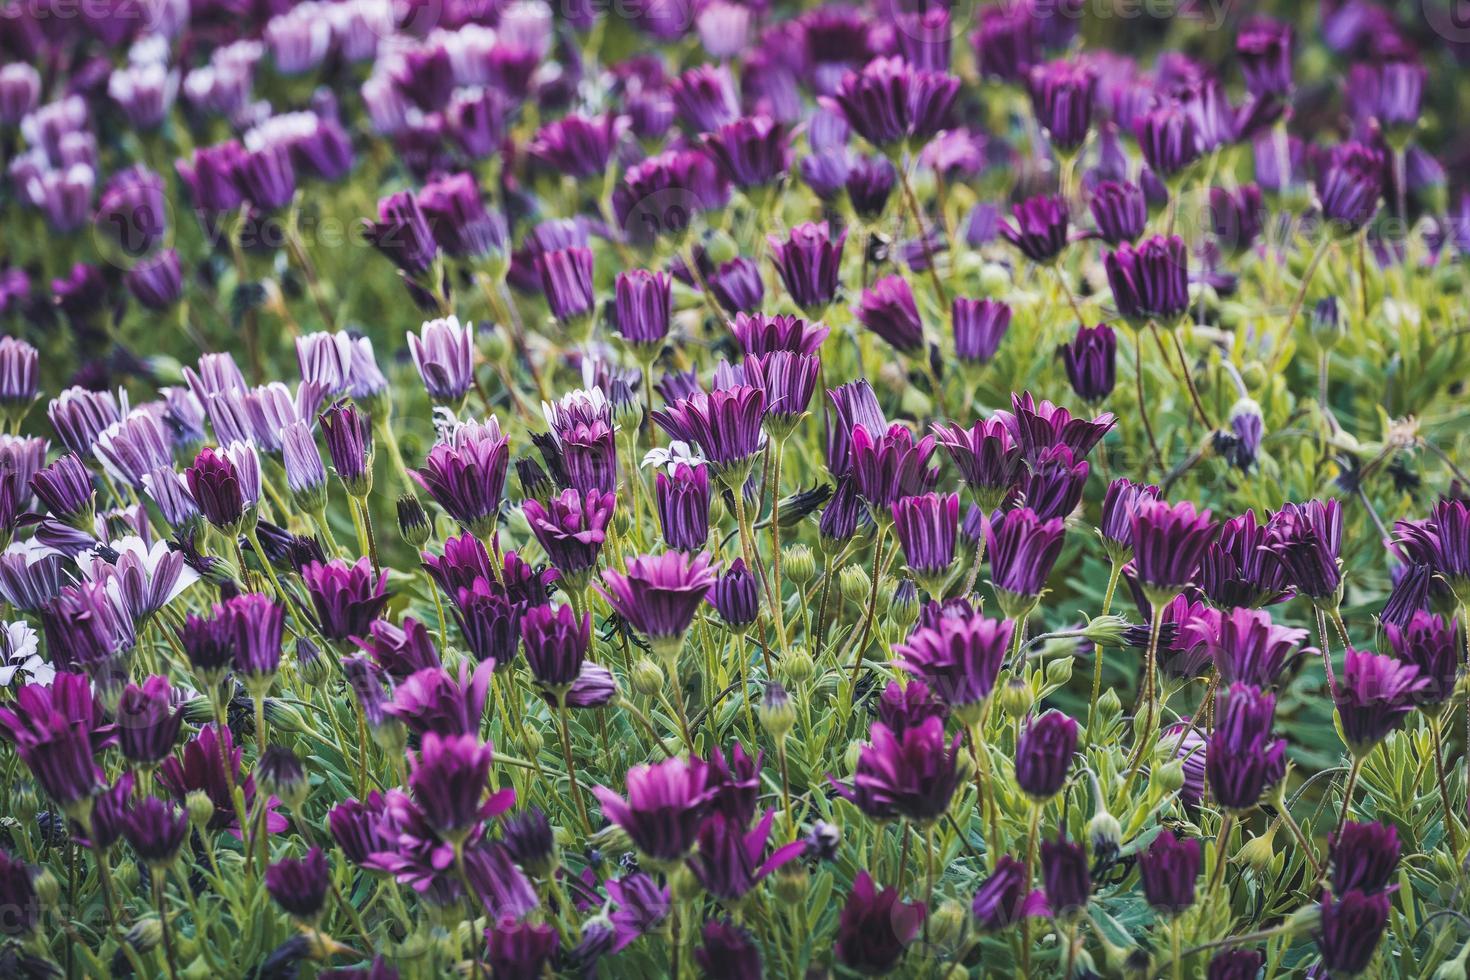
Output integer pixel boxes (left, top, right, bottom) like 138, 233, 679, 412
0, 621, 48, 687
641, 441, 707, 474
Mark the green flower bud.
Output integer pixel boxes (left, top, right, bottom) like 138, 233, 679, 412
773, 865, 808, 904
520, 725, 544, 758
783, 544, 817, 586
1095, 689, 1122, 728
32, 868, 59, 908
704, 229, 739, 266
1044, 655, 1073, 687
780, 648, 815, 686
759, 683, 797, 740
839, 565, 871, 604
480, 327, 509, 364
1088, 811, 1122, 858
1235, 825, 1277, 872
185, 790, 215, 829
125, 917, 163, 955
115, 860, 140, 893
12, 781, 37, 824
262, 697, 309, 733
873, 577, 895, 617
296, 637, 332, 687
928, 900, 969, 954
1081, 615, 1130, 647
891, 580, 919, 631
999, 676, 1032, 720
670, 865, 703, 903
844, 739, 864, 774
631, 658, 664, 696
1152, 759, 1186, 795
1285, 904, 1322, 936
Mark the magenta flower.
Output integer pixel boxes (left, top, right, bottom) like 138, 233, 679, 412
591, 755, 715, 861
597, 551, 718, 654
1334, 648, 1427, 756
414, 418, 511, 538
834, 715, 963, 823
522, 487, 614, 583
302, 558, 391, 643
894, 611, 1010, 718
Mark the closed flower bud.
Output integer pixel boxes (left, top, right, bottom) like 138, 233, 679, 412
32, 868, 60, 909
774, 864, 808, 904
1088, 811, 1122, 858
296, 638, 332, 687
759, 683, 797, 739
124, 918, 163, 956
891, 580, 919, 630
631, 658, 664, 696
12, 782, 37, 824
781, 648, 816, 685
844, 739, 864, 773
1096, 689, 1122, 727
929, 900, 969, 954
840, 564, 872, 603
397, 494, 432, 548
1044, 655, 1073, 687
670, 865, 703, 903
1000, 676, 1032, 719
784, 544, 817, 585
1235, 824, 1277, 871
186, 790, 215, 828
1082, 615, 1130, 647
1152, 759, 1186, 794
521, 725, 544, 758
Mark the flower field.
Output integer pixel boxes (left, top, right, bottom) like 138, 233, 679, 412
1, 0, 1469, 976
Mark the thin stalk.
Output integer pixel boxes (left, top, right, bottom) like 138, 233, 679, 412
1335, 756, 1363, 838
555, 700, 593, 835
1087, 559, 1124, 734
1132, 327, 1163, 472
1206, 812, 1235, 903
1268, 235, 1331, 375
1433, 710, 1462, 856
153, 868, 180, 980
845, 525, 890, 704
1122, 601, 1167, 787
898, 166, 948, 307
767, 436, 793, 658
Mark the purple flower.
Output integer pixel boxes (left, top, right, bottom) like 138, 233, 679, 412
1349, 59, 1424, 133
124, 249, 183, 310
826, 379, 887, 478
652, 388, 766, 480
1135, 105, 1200, 179
876, 678, 949, 736
1208, 949, 1266, 980
613, 148, 728, 246
1105, 235, 1190, 324
1015, 710, 1078, 801
527, 112, 626, 180
1262, 499, 1342, 601
1318, 142, 1383, 235
931, 419, 1025, 511
854, 274, 924, 353
834, 872, 926, 975
828, 56, 959, 149
1329, 821, 1400, 895
694, 920, 763, 980
1097, 477, 1159, 561
986, 507, 1066, 609
1206, 683, 1286, 811
1058, 324, 1116, 404
849, 423, 939, 514
122, 796, 189, 867
523, 487, 614, 581
743, 351, 819, 433
614, 269, 671, 350
894, 611, 1011, 716
386, 661, 494, 740
408, 315, 474, 406
1002, 194, 1070, 264
1138, 829, 1200, 913
1334, 647, 1426, 756
177, 141, 245, 216
835, 716, 963, 823
417, 173, 504, 260
48, 386, 121, 460
1022, 445, 1089, 522
689, 809, 806, 901
320, 401, 373, 496
364, 190, 438, 277
266, 847, 329, 920
302, 558, 391, 643
536, 246, 596, 329
486, 919, 561, 979
709, 558, 760, 631
414, 419, 511, 538
844, 155, 895, 220
521, 603, 590, 692
1130, 499, 1216, 601
730, 313, 829, 357
450, 579, 522, 667
1089, 180, 1147, 246
186, 446, 246, 530
422, 534, 496, 602
999, 392, 1116, 463
409, 732, 507, 835
972, 5, 1037, 83
671, 63, 740, 131
1209, 184, 1266, 256
892, 492, 960, 588
656, 463, 710, 552
768, 222, 846, 313
705, 115, 789, 190
1384, 611, 1458, 707
708, 256, 765, 314
1316, 889, 1390, 977
354, 618, 441, 684
592, 755, 714, 861
116, 675, 184, 766
96, 165, 166, 257
1028, 60, 1096, 152
597, 551, 718, 652
1182, 607, 1307, 688
1238, 18, 1293, 98
951, 298, 1011, 365
1198, 510, 1292, 608
972, 855, 1046, 932
31, 454, 94, 527
226, 591, 286, 681
1041, 837, 1091, 916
